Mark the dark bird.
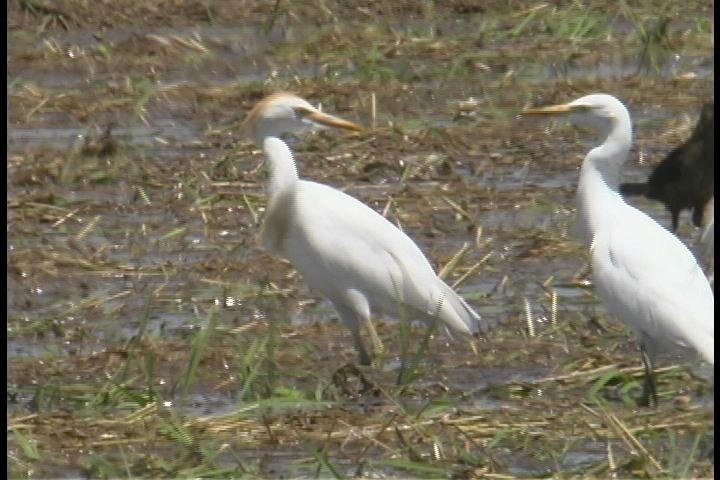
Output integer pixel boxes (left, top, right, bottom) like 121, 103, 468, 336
620, 101, 714, 232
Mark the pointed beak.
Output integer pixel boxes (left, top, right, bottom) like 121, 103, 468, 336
522, 103, 574, 115
522, 103, 593, 116
304, 110, 364, 132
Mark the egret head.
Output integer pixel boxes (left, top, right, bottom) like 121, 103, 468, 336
243, 92, 363, 145
523, 93, 631, 138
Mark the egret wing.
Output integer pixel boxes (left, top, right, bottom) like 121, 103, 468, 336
592, 205, 714, 363
283, 180, 480, 335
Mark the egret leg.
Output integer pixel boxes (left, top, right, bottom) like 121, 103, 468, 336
350, 320, 372, 366
334, 305, 372, 366
362, 316, 385, 360
337, 292, 385, 366
639, 344, 658, 408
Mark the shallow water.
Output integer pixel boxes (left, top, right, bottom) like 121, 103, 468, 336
8, 1, 714, 478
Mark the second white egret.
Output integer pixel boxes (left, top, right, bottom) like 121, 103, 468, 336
524, 94, 714, 407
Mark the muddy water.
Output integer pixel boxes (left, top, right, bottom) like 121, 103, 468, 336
8, 2, 714, 477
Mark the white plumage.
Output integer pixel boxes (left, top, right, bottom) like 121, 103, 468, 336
246, 93, 484, 365
525, 94, 714, 406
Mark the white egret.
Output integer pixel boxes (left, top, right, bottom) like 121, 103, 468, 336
244, 92, 484, 365
524, 94, 714, 407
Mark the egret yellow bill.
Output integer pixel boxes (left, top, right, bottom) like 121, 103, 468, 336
524, 94, 714, 407
244, 92, 485, 366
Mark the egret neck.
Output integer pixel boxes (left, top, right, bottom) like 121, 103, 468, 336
576, 115, 632, 247
263, 136, 299, 198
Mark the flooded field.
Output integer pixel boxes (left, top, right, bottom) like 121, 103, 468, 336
8, 0, 714, 478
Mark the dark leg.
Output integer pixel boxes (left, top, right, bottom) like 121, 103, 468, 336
670, 208, 680, 232
639, 344, 658, 408
692, 204, 704, 228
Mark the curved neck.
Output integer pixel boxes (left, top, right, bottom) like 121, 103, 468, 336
576, 118, 632, 245
263, 136, 299, 198
581, 120, 632, 191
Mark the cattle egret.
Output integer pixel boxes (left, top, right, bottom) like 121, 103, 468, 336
620, 101, 714, 231
524, 94, 714, 407
244, 92, 484, 365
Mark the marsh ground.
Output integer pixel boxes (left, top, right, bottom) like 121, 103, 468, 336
8, 0, 714, 478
